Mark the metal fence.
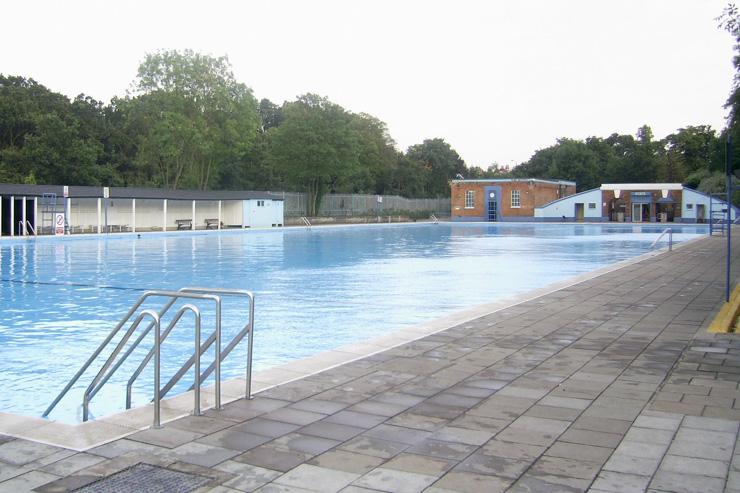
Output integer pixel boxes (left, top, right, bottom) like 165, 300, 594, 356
282, 192, 450, 217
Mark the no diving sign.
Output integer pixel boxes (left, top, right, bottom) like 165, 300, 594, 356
54, 213, 65, 236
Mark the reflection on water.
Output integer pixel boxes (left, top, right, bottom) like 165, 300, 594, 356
0, 223, 707, 422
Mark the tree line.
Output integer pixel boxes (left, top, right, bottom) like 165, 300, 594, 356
0, 6, 738, 213
0, 51, 466, 215
479, 124, 729, 195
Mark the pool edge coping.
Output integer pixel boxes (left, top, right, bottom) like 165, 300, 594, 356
0, 236, 701, 451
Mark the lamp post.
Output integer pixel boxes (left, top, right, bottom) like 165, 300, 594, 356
727, 136, 733, 302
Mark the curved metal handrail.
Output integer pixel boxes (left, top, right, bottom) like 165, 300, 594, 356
124, 304, 201, 409
89, 301, 183, 404
82, 309, 160, 423
650, 227, 673, 251
123, 304, 203, 417
133, 288, 253, 410
80, 291, 219, 422
43, 291, 174, 418
178, 288, 255, 402
44, 290, 218, 420
44, 287, 254, 424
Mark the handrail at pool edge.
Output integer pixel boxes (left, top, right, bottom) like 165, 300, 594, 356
650, 228, 673, 251
81, 291, 220, 422
43, 289, 221, 420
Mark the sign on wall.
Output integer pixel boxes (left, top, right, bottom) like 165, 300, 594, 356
54, 213, 65, 236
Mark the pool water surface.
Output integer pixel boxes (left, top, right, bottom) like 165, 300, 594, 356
0, 222, 707, 422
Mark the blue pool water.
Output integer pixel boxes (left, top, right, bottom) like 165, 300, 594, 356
0, 223, 707, 422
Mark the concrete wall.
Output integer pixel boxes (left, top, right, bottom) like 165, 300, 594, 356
534, 189, 604, 221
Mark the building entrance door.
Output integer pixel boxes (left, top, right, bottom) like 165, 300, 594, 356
575, 203, 584, 221
487, 192, 497, 221
632, 203, 650, 222
696, 204, 706, 223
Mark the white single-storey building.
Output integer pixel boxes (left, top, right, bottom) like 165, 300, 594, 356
534, 183, 738, 223
0, 184, 284, 236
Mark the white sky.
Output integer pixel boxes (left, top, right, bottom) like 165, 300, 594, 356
1, 1, 735, 168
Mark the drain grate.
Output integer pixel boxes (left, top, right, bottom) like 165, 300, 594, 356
73, 463, 212, 493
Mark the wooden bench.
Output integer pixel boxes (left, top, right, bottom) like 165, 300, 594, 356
175, 219, 192, 230
204, 218, 221, 230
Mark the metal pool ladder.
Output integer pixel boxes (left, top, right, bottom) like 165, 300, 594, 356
650, 228, 673, 251
43, 287, 254, 428
301, 216, 312, 229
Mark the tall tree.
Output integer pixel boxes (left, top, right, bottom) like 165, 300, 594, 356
124, 50, 260, 189
268, 94, 359, 215
348, 113, 398, 194
406, 138, 466, 197
0, 75, 103, 184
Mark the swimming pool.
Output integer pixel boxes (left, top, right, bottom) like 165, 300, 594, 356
0, 222, 707, 422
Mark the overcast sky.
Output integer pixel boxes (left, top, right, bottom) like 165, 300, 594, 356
1, 1, 735, 168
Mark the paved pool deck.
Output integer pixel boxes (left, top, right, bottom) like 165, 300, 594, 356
2, 233, 740, 492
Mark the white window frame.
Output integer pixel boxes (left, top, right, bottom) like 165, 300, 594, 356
511, 190, 521, 208
465, 190, 475, 209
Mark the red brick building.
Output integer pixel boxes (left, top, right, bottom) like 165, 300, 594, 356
450, 179, 576, 222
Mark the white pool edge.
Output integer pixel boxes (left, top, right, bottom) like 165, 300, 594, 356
0, 235, 702, 451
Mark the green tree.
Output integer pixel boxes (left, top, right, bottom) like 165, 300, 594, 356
548, 139, 600, 190
347, 113, 398, 194
405, 138, 466, 197
388, 154, 429, 198
17, 112, 102, 185
258, 98, 283, 132
125, 50, 259, 189
268, 94, 359, 215
0, 75, 103, 184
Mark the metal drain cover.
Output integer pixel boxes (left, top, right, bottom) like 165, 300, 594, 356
73, 463, 212, 493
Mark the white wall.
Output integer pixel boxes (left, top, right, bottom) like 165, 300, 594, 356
682, 188, 737, 222
243, 200, 284, 227
222, 201, 243, 226
535, 189, 603, 219
65, 198, 247, 232
67, 198, 99, 232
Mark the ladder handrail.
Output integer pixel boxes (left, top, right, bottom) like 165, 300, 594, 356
650, 227, 673, 251
43, 290, 217, 419
43, 290, 176, 418
118, 305, 201, 409
17, 221, 32, 236
80, 291, 220, 422
430, 214, 439, 224
301, 216, 311, 229
88, 286, 242, 402
186, 323, 250, 393
125, 288, 254, 409
44, 287, 254, 422
180, 288, 254, 404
